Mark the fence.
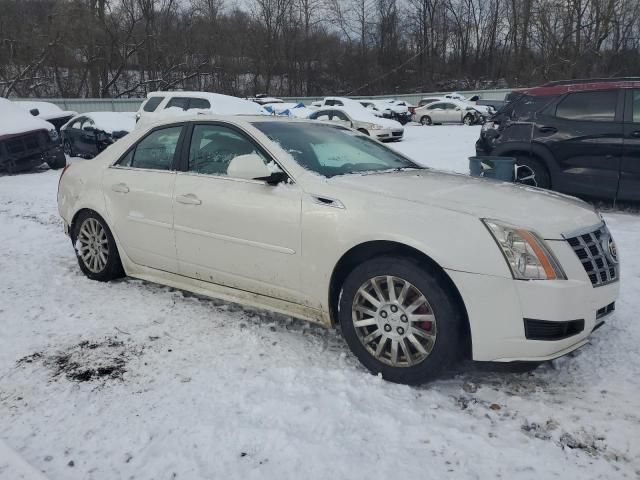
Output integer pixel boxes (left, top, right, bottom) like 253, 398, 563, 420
14, 89, 512, 113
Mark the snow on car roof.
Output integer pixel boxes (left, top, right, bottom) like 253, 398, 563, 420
14, 101, 76, 120
63, 112, 137, 134
315, 105, 402, 128
0, 98, 54, 136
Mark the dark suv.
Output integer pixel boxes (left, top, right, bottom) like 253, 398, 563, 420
476, 78, 640, 201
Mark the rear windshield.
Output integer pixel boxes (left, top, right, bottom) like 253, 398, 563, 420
251, 121, 420, 178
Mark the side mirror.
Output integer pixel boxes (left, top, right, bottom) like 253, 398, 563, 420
227, 153, 287, 185
29, 108, 40, 116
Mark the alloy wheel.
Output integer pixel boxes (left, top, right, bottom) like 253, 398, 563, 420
76, 218, 109, 273
351, 275, 437, 367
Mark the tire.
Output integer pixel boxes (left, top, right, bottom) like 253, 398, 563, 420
47, 150, 67, 170
338, 256, 465, 385
357, 128, 370, 136
515, 155, 551, 189
71, 211, 125, 282
463, 114, 474, 126
63, 139, 74, 157
420, 115, 432, 126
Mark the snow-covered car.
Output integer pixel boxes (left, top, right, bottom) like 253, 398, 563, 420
359, 99, 412, 124
443, 93, 495, 120
412, 99, 483, 125
248, 95, 284, 105
57, 115, 620, 385
0, 98, 66, 173
135, 91, 267, 127
61, 112, 136, 158
262, 102, 314, 118
308, 106, 404, 141
15, 101, 77, 135
311, 96, 372, 111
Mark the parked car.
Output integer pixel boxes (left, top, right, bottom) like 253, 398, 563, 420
311, 96, 373, 112
61, 112, 136, 158
417, 97, 447, 107
476, 78, 640, 201
135, 91, 266, 127
57, 115, 619, 385
359, 99, 412, 124
0, 98, 66, 173
412, 100, 483, 125
308, 106, 404, 141
15, 101, 77, 136
248, 95, 284, 105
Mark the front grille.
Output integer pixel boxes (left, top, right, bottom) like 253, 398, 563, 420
392, 131, 403, 137
524, 318, 585, 341
565, 224, 618, 287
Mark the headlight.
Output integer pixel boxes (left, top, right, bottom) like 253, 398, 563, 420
365, 123, 383, 130
48, 129, 59, 142
483, 219, 566, 280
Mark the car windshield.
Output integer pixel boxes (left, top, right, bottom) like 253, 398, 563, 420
252, 121, 421, 177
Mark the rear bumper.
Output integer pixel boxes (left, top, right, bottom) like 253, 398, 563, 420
447, 266, 619, 362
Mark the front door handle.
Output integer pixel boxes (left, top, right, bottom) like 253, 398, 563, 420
538, 126, 558, 134
176, 193, 202, 205
631, 130, 640, 138
111, 183, 129, 193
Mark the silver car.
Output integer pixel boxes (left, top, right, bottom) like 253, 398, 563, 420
413, 100, 482, 126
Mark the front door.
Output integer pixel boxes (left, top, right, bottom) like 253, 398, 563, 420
533, 89, 624, 199
619, 89, 640, 201
102, 124, 185, 272
173, 122, 303, 303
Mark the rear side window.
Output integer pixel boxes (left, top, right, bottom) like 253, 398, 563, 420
512, 95, 556, 120
632, 90, 640, 123
188, 98, 211, 110
555, 90, 617, 122
143, 97, 164, 112
165, 97, 189, 110
118, 126, 182, 170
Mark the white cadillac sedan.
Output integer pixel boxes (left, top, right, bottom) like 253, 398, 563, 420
57, 116, 620, 384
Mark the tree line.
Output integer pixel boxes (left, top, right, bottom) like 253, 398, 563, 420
1, 0, 639, 99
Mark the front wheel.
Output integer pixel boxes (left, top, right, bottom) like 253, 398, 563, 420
420, 115, 432, 126
338, 256, 464, 385
463, 114, 474, 125
63, 139, 74, 157
515, 156, 551, 189
72, 211, 125, 281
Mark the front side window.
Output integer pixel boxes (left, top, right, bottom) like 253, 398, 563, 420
555, 90, 617, 122
188, 124, 268, 176
143, 96, 164, 112
71, 118, 83, 129
310, 111, 330, 120
252, 121, 420, 177
188, 98, 211, 110
118, 126, 182, 170
427, 103, 445, 110
332, 111, 350, 122
165, 97, 189, 110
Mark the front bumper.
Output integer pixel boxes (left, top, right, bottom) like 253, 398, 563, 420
447, 239, 620, 362
375, 128, 403, 141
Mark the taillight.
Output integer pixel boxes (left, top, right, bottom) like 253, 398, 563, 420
58, 162, 70, 193
408, 107, 416, 115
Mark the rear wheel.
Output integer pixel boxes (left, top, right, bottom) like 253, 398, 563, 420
63, 139, 74, 157
463, 114, 474, 125
515, 155, 551, 189
72, 211, 124, 281
339, 256, 464, 385
420, 115, 432, 126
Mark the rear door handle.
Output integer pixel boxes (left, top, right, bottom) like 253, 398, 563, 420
176, 194, 202, 205
111, 183, 129, 193
538, 126, 558, 133
631, 130, 640, 138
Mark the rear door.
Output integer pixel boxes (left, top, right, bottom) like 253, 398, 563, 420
102, 124, 185, 272
533, 89, 624, 199
426, 102, 447, 123
619, 89, 640, 201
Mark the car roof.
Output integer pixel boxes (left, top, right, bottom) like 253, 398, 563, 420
522, 78, 640, 96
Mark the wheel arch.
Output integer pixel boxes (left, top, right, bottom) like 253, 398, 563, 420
328, 240, 472, 359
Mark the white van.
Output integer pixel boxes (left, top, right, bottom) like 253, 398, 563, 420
135, 91, 267, 127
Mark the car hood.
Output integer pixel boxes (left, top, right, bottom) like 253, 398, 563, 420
328, 169, 600, 239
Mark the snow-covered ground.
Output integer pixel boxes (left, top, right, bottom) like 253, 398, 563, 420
1, 125, 639, 479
